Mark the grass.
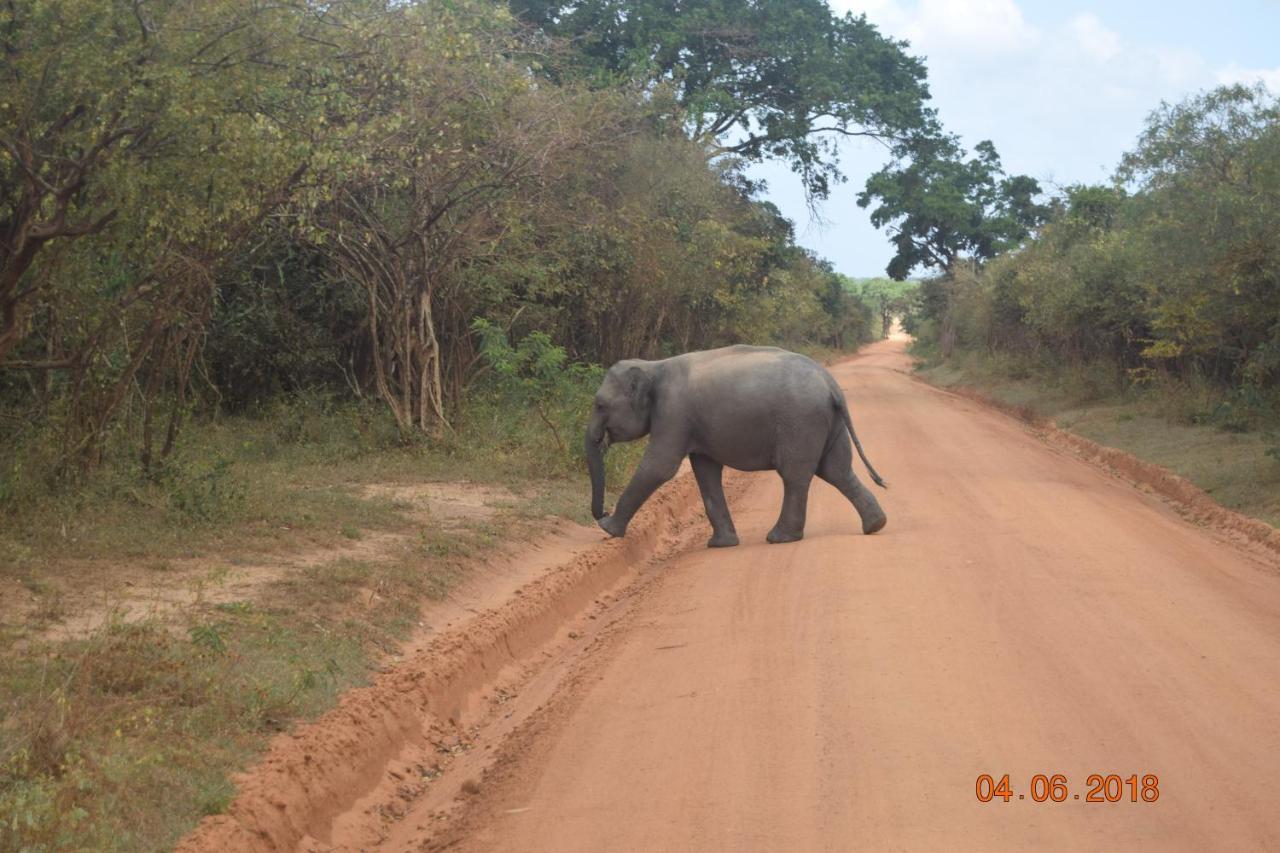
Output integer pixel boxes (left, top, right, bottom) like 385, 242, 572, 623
0, 611, 368, 850
0, 384, 646, 852
915, 343, 1280, 528
0, 387, 638, 573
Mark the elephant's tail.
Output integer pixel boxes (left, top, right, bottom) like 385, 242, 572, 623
834, 391, 887, 489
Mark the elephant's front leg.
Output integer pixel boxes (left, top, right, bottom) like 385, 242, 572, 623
598, 443, 683, 539
767, 469, 813, 544
690, 453, 738, 548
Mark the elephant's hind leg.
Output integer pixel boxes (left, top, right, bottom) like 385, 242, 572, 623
766, 466, 814, 544
690, 453, 738, 548
818, 430, 887, 535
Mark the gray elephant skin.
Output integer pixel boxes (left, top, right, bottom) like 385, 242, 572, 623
584, 345, 887, 547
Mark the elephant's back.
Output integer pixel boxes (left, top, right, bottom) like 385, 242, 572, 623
681, 345, 821, 386
682, 348, 837, 469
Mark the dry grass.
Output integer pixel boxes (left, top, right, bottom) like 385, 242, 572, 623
0, 393, 644, 851
0, 488, 585, 851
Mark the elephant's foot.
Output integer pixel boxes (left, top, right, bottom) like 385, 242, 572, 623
861, 512, 887, 535
707, 530, 739, 548
766, 526, 804, 544
598, 515, 627, 539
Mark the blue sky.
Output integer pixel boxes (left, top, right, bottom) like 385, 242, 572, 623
750, 0, 1280, 278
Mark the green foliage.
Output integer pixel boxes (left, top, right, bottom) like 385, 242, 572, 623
1, 0, 931, 491
472, 323, 596, 390
859, 136, 1050, 279
472, 321, 602, 465
913, 84, 1280, 432
161, 457, 247, 525
513, 0, 935, 200
1, 0, 371, 466
205, 241, 364, 410
1266, 438, 1280, 466
845, 276, 921, 336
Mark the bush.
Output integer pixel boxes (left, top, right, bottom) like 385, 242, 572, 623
911, 85, 1280, 434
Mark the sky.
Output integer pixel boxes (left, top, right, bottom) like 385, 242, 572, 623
749, 0, 1280, 278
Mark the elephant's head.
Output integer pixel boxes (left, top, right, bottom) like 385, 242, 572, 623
585, 362, 654, 519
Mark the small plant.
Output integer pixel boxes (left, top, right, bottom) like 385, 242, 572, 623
161, 456, 247, 524
213, 600, 254, 615
1211, 386, 1268, 434
195, 777, 236, 816
30, 589, 67, 623
189, 622, 228, 655
471, 320, 602, 465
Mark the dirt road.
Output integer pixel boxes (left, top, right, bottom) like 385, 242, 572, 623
183, 335, 1280, 852
431, 335, 1280, 851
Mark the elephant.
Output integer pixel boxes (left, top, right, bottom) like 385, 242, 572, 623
584, 345, 887, 548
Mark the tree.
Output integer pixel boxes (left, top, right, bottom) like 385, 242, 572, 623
1118, 83, 1280, 190
1117, 85, 1280, 381
1, 0, 330, 465
307, 4, 539, 435
817, 272, 873, 348
1, 0, 163, 362
909, 83, 1280, 394
511, 0, 936, 200
857, 135, 1050, 279
850, 277, 918, 337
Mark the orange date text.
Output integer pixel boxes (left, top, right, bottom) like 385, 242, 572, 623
975, 774, 1160, 804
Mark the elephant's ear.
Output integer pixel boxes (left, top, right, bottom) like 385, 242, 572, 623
625, 365, 653, 418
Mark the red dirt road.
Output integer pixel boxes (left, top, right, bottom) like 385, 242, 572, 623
434, 336, 1280, 851
182, 335, 1280, 852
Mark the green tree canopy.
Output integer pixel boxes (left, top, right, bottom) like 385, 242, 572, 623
1118, 83, 1280, 191
910, 83, 1280, 399
511, 0, 937, 200
857, 135, 1050, 279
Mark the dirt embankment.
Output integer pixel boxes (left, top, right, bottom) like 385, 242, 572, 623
931, 382, 1280, 559
177, 464, 727, 851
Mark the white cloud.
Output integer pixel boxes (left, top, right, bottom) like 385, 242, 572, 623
1068, 13, 1121, 63
1152, 46, 1209, 85
770, 0, 1273, 275
1216, 64, 1280, 91
836, 0, 904, 17
908, 0, 1040, 53
832, 0, 1039, 55
833, 0, 914, 44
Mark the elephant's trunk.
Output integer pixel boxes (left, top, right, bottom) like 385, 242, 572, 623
585, 411, 608, 520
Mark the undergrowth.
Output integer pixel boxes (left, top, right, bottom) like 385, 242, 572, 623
0, 368, 641, 576
3, 595, 372, 850
0, 355, 647, 852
